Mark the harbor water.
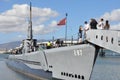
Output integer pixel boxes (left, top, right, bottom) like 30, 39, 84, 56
0, 54, 34, 80
0, 50, 120, 80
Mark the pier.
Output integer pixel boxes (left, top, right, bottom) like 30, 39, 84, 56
86, 30, 120, 53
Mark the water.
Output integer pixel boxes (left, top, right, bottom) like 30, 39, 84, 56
0, 54, 33, 80
0, 50, 120, 80
91, 50, 120, 80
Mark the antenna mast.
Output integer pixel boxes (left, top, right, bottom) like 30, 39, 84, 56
28, 2, 33, 40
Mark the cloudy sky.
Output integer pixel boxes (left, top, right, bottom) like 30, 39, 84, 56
0, 0, 120, 44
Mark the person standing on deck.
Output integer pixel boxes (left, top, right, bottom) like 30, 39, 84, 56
55, 39, 61, 47
46, 41, 52, 49
90, 18, 98, 29
97, 18, 104, 29
79, 25, 83, 38
83, 21, 90, 39
104, 20, 110, 30
78, 25, 83, 43
84, 21, 90, 31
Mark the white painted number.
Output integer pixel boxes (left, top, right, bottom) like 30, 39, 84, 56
73, 49, 82, 56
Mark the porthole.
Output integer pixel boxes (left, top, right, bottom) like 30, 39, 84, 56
75, 74, 77, 78
63, 72, 65, 76
78, 75, 81, 79
81, 76, 84, 79
111, 38, 113, 44
96, 35, 98, 39
61, 72, 63, 75
72, 75, 74, 78
106, 36, 108, 42
69, 74, 72, 77
66, 73, 68, 76
101, 35, 103, 40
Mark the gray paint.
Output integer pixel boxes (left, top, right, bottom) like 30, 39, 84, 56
9, 44, 95, 80
86, 30, 120, 53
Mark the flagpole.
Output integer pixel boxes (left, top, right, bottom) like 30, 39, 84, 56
65, 13, 68, 44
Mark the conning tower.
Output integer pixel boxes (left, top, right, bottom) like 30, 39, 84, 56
22, 2, 37, 53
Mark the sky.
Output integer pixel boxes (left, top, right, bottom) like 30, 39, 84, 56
0, 0, 120, 44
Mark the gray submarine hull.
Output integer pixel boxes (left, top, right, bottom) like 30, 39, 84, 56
6, 44, 96, 80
